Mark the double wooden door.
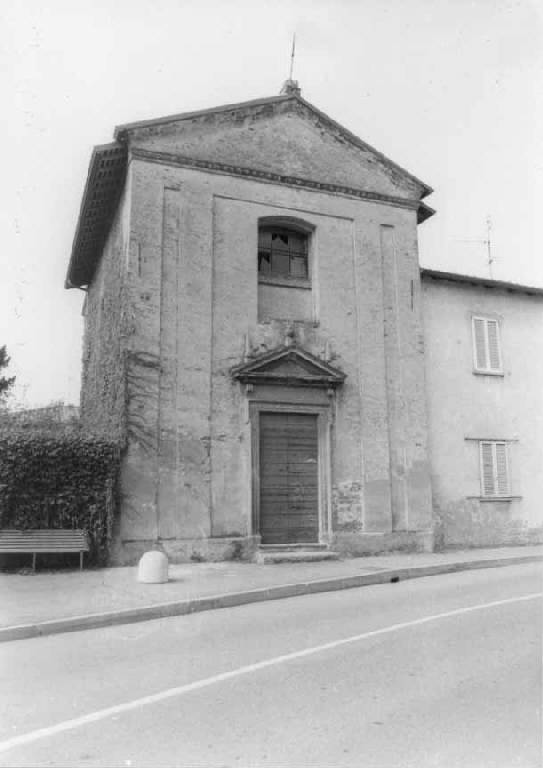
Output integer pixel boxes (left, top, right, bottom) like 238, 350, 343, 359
259, 412, 319, 544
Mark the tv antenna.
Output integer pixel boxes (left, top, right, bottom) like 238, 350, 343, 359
485, 216, 493, 277
454, 215, 494, 278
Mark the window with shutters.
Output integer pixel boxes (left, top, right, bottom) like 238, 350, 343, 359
479, 441, 510, 498
472, 316, 503, 374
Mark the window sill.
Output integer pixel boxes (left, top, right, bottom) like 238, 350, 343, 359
257, 320, 320, 328
466, 496, 522, 502
472, 369, 504, 377
258, 275, 311, 290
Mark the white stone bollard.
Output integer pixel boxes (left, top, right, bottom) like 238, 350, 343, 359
137, 550, 169, 584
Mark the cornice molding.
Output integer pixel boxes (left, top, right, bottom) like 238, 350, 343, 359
130, 147, 422, 214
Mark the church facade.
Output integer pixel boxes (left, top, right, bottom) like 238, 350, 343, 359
67, 83, 542, 564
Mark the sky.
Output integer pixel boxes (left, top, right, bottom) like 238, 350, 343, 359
1, 0, 542, 408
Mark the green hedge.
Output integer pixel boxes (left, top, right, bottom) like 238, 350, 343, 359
0, 431, 120, 564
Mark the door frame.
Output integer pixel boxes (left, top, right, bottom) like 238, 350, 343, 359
249, 400, 332, 545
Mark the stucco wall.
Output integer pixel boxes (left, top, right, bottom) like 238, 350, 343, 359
422, 277, 543, 547
108, 153, 433, 562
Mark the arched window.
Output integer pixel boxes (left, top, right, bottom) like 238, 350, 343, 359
258, 225, 309, 281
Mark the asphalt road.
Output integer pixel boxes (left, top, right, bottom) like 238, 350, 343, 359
0, 563, 541, 768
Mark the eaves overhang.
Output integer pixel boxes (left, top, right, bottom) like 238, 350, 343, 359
65, 142, 127, 289
417, 201, 435, 225
420, 268, 543, 297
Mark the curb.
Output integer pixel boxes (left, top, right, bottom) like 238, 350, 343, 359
1, 554, 541, 644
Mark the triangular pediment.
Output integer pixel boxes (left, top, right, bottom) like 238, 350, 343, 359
232, 345, 345, 388
120, 95, 430, 202
68, 92, 434, 290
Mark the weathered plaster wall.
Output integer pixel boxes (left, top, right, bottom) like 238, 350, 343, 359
113, 162, 219, 561
422, 277, 543, 547
110, 154, 433, 561
80, 177, 131, 443
258, 283, 313, 322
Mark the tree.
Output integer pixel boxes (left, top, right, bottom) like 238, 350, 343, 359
0, 346, 15, 402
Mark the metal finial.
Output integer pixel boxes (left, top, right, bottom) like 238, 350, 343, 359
280, 35, 301, 97
289, 33, 296, 80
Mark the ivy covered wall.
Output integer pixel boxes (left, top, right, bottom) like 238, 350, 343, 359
0, 430, 120, 564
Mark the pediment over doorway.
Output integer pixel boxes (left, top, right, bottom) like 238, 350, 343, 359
231, 345, 346, 388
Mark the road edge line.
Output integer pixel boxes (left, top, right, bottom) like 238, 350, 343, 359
0, 592, 541, 755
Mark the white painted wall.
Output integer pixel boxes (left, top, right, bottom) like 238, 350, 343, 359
422, 276, 543, 547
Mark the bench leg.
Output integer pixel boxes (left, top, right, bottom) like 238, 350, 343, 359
80, 551, 83, 571
32, 553, 36, 572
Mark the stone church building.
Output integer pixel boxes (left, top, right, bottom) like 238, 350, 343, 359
66, 82, 543, 564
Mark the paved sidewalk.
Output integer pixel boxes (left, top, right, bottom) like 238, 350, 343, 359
0, 545, 541, 642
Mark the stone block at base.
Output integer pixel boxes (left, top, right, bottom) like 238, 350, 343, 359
109, 532, 437, 564
110, 535, 261, 566
331, 531, 434, 556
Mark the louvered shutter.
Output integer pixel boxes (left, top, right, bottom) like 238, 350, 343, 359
480, 442, 495, 496
486, 320, 501, 371
495, 442, 509, 495
473, 317, 502, 372
473, 318, 487, 370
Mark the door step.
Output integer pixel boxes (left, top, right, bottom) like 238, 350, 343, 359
259, 543, 329, 551
255, 548, 340, 565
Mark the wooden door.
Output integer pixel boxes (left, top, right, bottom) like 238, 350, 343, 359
259, 412, 319, 544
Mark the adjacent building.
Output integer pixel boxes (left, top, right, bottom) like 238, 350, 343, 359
422, 269, 543, 548
66, 82, 542, 564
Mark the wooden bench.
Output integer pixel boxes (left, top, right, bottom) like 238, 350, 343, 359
0, 529, 90, 571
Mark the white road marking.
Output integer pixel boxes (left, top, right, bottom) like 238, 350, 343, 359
1, 592, 540, 754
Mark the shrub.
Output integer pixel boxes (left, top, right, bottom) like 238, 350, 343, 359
0, 429, 120, 564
